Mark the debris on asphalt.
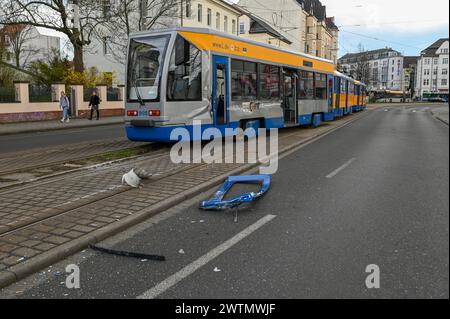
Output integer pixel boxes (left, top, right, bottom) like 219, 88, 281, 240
121, 169, 141, 188
213, 267, 221, 272
200, 175, 271, 211
178, 249, 185, 254
121, 168, 152, 188
200, 175, 271, 222
89, 244, 166, 261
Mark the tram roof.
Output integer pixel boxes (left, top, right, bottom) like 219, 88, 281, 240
129, 27, 335, 66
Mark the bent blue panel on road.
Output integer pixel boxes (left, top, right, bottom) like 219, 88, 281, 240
200, 175, 271, 211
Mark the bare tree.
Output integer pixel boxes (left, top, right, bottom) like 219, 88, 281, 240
353, 43, 371, 85
3, 24, 41, 68
99, 0, 181, 65
0, 0, 110, 72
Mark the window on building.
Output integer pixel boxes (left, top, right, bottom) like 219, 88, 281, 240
298, 71, 314, 99
432, 79, 437, 87
443, 58, 449, 64
433, 68, 438, 75
198, 4, 202, 23
232, 19, 236, 34
239, 22, 245, 34
443, 69, 448, 75
224, 16, 228, 32
441, 79, 448, 86
259, 63, 280, 100
424, 69, 430, 75
434, 58, 438, 64
231, 59, 257, 101
216, 12, 220, 29
207, 8, 212, 26
166, 35, 202, 101
103, 36, 112, 55
186, 0, 192, 18
314, 73, 327, 100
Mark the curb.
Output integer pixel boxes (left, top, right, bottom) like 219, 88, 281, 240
0, 119, 124, 136
0, 111, 371, 289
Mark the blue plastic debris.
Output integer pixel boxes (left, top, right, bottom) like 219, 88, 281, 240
200, 175, 271, 211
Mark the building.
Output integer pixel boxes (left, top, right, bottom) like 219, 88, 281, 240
414, 38, 449, 100
339, 48, 404, 91
237, 0, 339, 63
237, 8, 293, 48
0, 25, 61, 68
84, 0, 243, 82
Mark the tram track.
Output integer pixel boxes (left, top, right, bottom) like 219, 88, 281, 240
0, 111, 372, 238
0, 120, 351, 237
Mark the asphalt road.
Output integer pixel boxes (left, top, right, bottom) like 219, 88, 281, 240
3, 105, 449, 299
0, 124, 127, 154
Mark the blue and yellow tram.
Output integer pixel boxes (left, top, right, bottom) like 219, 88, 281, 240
125, 27, 366, 142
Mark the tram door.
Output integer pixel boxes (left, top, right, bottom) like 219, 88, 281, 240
212, 56, 229, 126
283, 70, 297, 124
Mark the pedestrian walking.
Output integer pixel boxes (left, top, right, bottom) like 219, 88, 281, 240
88, 91, 101, 120
60, 91, 70, 123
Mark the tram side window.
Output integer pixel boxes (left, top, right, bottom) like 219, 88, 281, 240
259, 64, 280, 100
298, 70, 314, 99
340, 79, 347, 94
314, 73, 327, 100
167, 35, 202, 101
231, 59, 257, 101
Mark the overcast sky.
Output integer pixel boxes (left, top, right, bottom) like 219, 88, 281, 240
233, 0, 449, 57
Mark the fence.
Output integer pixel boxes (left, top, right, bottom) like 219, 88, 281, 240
29, 85, 53, 103
83, 87, 98, 102
1, 82, 125, 122
0, 87, 17, 103
107, 86, 122, 101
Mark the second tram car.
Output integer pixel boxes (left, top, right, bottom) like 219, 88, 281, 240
125, 27, 366, 142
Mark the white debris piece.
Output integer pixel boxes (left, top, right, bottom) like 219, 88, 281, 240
122, 168, 153, 188
178, 249, 185, 254
121, 169, 141, 188
213, 267, 221, 272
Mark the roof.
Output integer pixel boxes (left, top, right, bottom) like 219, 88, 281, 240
421, 38, 449, 57
296, 0, 326, 21
339, 47, 400, 62
326, 17, 339, 30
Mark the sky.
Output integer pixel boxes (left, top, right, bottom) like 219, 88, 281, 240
232, 0, 449, 57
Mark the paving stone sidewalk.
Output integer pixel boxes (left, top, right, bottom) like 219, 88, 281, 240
0, 111, 370, 287
0, 117, 124, 135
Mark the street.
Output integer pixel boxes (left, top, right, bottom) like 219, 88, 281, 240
2, 104, 448, 299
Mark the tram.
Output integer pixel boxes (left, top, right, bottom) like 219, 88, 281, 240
125, 27, 366, 142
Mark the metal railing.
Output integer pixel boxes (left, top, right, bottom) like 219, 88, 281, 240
83, 87, 97, 102
29, 85, 53, 103
107, 86, 121, 101
0, 87, 17, 103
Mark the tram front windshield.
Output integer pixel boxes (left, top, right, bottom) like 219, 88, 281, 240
127, 35, 170, 103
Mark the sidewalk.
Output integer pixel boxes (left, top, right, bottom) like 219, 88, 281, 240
430, 105, 449, 125
0, 116, 124, 135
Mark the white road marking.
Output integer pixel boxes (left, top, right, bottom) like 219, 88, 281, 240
137, 214, 277, 299
326, 158, 356, 179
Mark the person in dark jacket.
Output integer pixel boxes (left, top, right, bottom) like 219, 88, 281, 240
88, 91, 101, 120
